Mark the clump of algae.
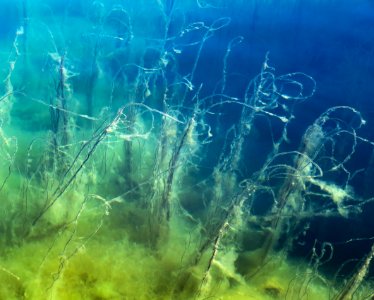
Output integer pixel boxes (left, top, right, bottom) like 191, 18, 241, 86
0, 133, 368, 300
0, 130, 371, 300
1, 209, 170, 300
0, 198, 369, 300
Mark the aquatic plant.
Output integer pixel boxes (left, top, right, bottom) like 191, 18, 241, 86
333, 243, 374, 300
0, 1, 373, 300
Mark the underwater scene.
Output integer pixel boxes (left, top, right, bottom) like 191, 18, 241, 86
0, 0, 373, 299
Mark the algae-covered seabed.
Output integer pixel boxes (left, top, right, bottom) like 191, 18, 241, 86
0, 0, 374, 299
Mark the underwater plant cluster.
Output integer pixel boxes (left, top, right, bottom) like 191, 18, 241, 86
0, 0, 373, 299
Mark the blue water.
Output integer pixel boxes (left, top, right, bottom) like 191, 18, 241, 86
0, 0, 373, 299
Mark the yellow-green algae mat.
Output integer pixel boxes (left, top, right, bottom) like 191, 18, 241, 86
0, 202, 333, 300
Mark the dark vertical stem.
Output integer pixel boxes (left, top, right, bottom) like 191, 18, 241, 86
160, 114, 195, 222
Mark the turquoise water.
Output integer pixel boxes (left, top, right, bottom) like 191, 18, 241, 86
0, 1, 373, 299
